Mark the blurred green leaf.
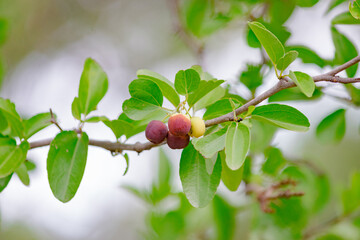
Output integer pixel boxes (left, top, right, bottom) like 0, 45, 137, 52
0, 173, 12, 193
289, 71, 315, 97
248, 21, 285, 65
123, 79, 168, 121
277, 51, 298, 71
332, 12, 360, 24
15, 162, 30, 186
187, 79, 224, 107
0, 98, 24, 138
213, 195, 236, 240
156, 149, 172, 198
270, 0, 296, 24
286, 45, 326, 68
0, 19, 8, 46
182, 0, 230, 38
247, 27, 261, 48
203, 98, 241, 120
342, 171, 360, 213
316, 109, 346, 144
317, 234, 345, 240
297, 0, 319, 7
47, 131, 89, 203
331, 27, 358, 77
137, 69, 180, 107
252, 104, 310, 132
0, 136, 29, 178
250, 119, 277, 153
84, 116, 109, 123
24, 112, 53, 139
24, 160, 36, 171
240, 64, 263, 92
192, 125, 228, 159
262, 147, 286, 176
349, 0, 360, 19
220, 150, 243, 191
179, 142, 222, 208
225, 122, 250, 170
269, 87, 323, 102
205, 154, 217, 175
345, 84, 360, 106
174, 69, 200, 95
327, 0, 347, 13
78, 58, 108, 116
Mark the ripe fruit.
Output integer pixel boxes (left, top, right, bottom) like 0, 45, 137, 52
190, 117, 205, 138
167, 132, 190, 149
145, 120, 168, 144
168, 113, 191, 136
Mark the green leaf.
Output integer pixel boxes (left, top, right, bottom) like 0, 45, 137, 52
0, 173, 12, 192
103, 113, 148, 139
123, 79, 168, 121
15, 162, 30, 186
317, 234, 344, 240
239, 64, 263, 92
122, 153, 129, 176
174, 69, 200, 95
225, 122, 250, 170
71, 97, 82, 120
192, 125, 228, 159
252, 104, 310, 132
137, 69, 180, 107
220, 150, 243, 191
84, 116, 109, 123
0, 136, 29, 178
289, 71, 315, 97
276, 51, 299, 71
194, 85, 226, 111
248, 21, 285, 65
331, 27, 358, 77
213, 195, 236, 240
286, 45, 326, 68
24, 160, 36, 171
0, 19, 8, 46
205, 154, 218, 175
269, 87, 323, 102
332, 12, 360, 24
78, 58, 108, 116
0, 98, 24, 138
350, 0, 360, 19
187, 79, 224, 107
247, 27, 261, 48
262, 148, 286, 176
179, 142, 222, 208
47, 131, 89, 203
24, 112, 53, 139
203, 98, 241, 120
316, 109, 346, 144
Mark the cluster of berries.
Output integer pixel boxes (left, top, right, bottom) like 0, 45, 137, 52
145, 113, 205, 149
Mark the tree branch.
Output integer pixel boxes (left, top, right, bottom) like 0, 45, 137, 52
29, 56, 360, 153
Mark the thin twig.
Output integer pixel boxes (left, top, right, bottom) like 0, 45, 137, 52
49, 109, 63, 132
29, 56, 360, 153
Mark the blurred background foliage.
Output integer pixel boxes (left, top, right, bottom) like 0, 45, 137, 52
0, 0, 360, 240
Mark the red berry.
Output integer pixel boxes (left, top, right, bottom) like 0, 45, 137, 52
168, 113, 191, 136
167, 131, 190, 149
145, 120, 168, 144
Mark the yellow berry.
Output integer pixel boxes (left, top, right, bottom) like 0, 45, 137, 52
190, 117, 205, 138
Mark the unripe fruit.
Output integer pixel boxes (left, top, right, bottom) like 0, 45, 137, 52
145, 120, 168, 144
168, 113, 191, 136
167, 132, 190, 149
190, 117, 206, 138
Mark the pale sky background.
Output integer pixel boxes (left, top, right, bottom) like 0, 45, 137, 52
0, 1, 360, 239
